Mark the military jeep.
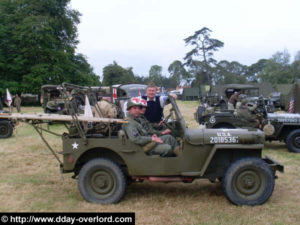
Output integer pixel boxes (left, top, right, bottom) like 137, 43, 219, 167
59, 96, 283, 206
196, 102, 300, 153
203, 84, 260, 110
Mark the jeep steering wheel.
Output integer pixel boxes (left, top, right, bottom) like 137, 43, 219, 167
163, 110, 176, 131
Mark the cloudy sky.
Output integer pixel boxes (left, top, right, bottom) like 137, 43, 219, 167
70, 0, 300, 79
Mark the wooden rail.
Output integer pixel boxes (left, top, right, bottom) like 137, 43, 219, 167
0, 113, 127, 124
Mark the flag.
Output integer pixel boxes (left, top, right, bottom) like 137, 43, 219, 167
289, 95, 294, 113
112, 88, 117, 102
84, 95, 93, 117
6, 89, 12, 106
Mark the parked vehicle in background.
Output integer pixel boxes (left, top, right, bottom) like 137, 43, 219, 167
196, 99, 300, 153
202, 84, 259, 110
0, 109, 14, 138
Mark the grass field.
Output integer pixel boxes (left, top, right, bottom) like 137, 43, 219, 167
0, 102, 299, 225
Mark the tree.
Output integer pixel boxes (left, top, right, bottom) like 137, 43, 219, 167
213, 60, 247, 84
258, 50, 293, 84
291, 50, 300, 82
168, 60, 190, 87
245, 59, 267, 83
294, 50, 300, 62
0, 0, 99, 94
184, 27, 224, 85
102, 61, 135, 86
149, 65, 163, 86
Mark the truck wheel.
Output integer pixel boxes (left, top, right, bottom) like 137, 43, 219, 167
78, 158, 126, 204
286, 129, 300, 153
222, 158, 274, 206
0, 120, 13, 138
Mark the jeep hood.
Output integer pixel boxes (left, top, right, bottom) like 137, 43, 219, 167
185, 128, 265, 145
267, 113, 300, 123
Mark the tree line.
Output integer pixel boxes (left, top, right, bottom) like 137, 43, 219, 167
1, 1, 299, 95
0, 0, 100, 95
103, 27, 300, 88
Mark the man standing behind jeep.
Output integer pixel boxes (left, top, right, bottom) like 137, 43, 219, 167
142, 84, 177, 123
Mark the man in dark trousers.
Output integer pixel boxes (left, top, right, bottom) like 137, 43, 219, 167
142, 84, 177, 124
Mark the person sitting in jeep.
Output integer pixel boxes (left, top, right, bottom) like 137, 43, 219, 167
137, 98, 173, 137
235, 99, 259, 128
122, 97, 179, 157
228, 91, 240, 110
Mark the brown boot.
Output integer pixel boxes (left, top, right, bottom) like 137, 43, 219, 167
173, 146, 181, 156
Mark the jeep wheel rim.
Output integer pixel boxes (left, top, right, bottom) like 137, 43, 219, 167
0, 124, 8, 136
234, 169, 264, 198
293, 136, 300, 148
89, 170, 115, 196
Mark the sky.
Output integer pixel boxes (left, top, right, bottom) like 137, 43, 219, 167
70, 0, 300, 79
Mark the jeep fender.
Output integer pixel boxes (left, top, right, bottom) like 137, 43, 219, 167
199, 144, 263, 176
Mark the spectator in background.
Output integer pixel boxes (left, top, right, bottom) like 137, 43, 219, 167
14, 94, 22, 112
142, 84, 177, 124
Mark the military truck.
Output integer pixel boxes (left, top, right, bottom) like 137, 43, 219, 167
113, 84, 147, 98
196, 102, 300, 153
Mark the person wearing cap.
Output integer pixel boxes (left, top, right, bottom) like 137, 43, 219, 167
122, 97, 178, 157
142, 83, 177, 124
228, 91, 240, 110
138, 98, 173, 136
236, 99, 259, 128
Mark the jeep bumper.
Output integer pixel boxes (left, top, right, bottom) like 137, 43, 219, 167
264, 155, 284, 173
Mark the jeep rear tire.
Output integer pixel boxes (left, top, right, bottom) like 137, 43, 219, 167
0, 120, 13, 138
78, 158, 126, 204
286, 129, 300, 153
222, 158, 274, 206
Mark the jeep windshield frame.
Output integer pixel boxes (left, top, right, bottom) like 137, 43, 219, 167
168, 96, 187, 134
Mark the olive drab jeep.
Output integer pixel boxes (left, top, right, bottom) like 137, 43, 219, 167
60, 94, 283, 206
196, 100, 300, 153
203, 84, 260, 110
41, 84, 110, 115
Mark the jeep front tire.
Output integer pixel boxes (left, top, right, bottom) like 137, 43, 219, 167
78, 158, 126, 204
286, 129, 300, 153
222, 158, 274, 206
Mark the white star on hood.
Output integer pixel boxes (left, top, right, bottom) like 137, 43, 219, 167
72, 142, 79, 150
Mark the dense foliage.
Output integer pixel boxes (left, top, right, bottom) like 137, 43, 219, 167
0, 0, 100, 94
102, 61, 135, 86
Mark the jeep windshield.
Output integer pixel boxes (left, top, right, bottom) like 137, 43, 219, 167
119, 84, 147, 98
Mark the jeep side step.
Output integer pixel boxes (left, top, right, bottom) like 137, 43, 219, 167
132, 176, 194, 183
